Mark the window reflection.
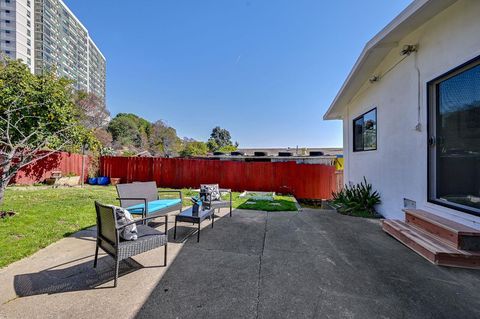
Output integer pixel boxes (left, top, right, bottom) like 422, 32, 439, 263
435, 63, 480, 211
353, 108, 377, 152
363, 109, 377, 150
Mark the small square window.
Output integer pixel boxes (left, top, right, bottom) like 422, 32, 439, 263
5, 40, 10, 43
5, 20, 10, 23
26, 20, 30, 27
5, 30, 10, 33
5, 10, 10, 13
353, 108, 377, 152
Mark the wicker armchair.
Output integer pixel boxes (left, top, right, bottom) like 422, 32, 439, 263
199, 185, 233, 217
93, 202, 168, 287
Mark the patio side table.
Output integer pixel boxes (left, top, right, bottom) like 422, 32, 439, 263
174, 207, 214, 242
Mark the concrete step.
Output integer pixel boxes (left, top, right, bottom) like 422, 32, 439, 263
404, 209, 480, 251
382, 219, 480, 269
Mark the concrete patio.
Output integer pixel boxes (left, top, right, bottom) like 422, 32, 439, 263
1, 208, 480, 318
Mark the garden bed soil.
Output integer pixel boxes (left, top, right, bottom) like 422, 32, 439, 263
298, 199, 332, 209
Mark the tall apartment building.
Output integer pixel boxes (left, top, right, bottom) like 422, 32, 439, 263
0, 0, 34, 72
0, 0, 106, 105
88, 39, 106, 105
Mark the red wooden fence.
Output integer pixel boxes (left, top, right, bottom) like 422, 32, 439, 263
12, 152, 89, 185
100, 156, 339, 199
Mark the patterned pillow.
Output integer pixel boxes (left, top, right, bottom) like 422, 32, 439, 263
109, 205, 138, 241
200, 184, 221, 201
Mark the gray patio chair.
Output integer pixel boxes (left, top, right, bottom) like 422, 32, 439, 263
199, 185, 233, 217
116, 181, 183, 220
93, 201, 168, 287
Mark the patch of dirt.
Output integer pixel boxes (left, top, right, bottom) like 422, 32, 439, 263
0, 211, 16, 219
297, 199, 325, 208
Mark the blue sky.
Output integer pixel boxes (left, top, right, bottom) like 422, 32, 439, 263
64, 0, 412, 148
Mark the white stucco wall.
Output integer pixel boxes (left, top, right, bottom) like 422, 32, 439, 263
342, 0, 480, 228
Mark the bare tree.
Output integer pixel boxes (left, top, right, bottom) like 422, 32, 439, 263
75, 91, 110, 130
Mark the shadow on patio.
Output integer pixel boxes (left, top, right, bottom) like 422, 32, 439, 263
13, 255, 143, 296
10, 211, 256, 298
7, 208, 480, 319
134, 209, 480, 319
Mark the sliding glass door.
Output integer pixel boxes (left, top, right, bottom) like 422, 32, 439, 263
428, 57, 480, 216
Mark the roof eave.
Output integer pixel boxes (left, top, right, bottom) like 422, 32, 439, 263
323, 0, 458, 121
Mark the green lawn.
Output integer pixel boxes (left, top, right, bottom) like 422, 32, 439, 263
236, 195, 298, 211
0, 186, 297, 268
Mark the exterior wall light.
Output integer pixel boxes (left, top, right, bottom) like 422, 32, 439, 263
401, 44, 418, 56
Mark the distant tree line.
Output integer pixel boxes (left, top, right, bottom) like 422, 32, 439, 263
74, 93, 240, 157
105, 113, 238, 157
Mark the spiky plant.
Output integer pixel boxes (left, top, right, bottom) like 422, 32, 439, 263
332, 177, 381, 217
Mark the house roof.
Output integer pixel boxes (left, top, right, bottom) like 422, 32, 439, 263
323, 0, 458, 120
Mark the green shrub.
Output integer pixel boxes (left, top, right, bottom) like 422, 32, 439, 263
122, 150, 137, 157
332, 177, 381, 217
